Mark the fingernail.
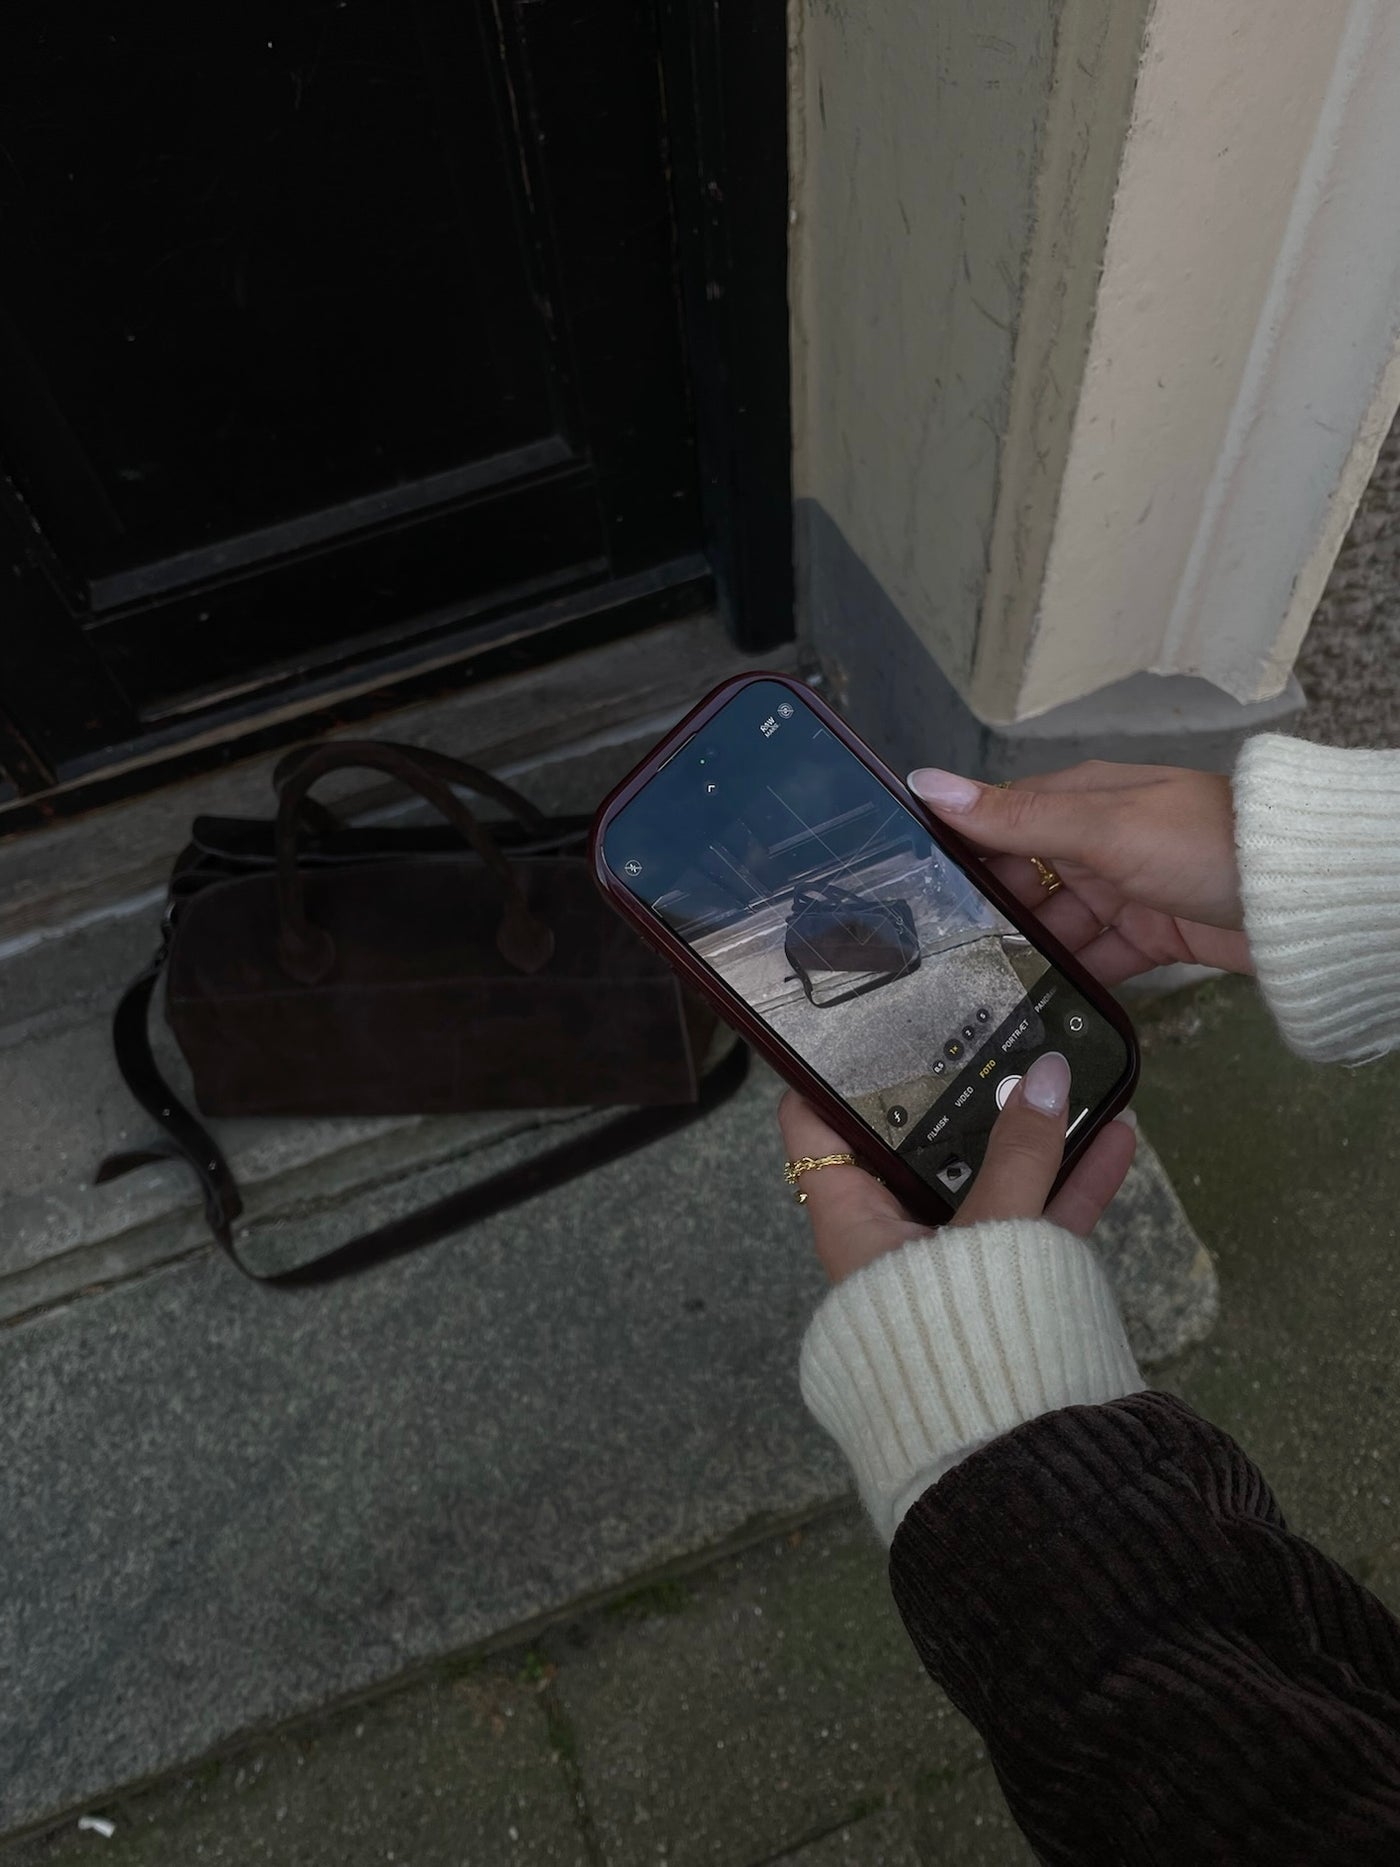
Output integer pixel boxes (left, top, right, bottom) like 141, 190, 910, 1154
1114, 1108, 1139, 1132
907, 768, 981, 814
1022, 1051, 1070, 1115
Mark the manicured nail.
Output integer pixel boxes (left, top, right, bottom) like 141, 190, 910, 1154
1022, 1051, 1070, 1116
907, 768, 981, 814
1114, 1108, 1139, 1132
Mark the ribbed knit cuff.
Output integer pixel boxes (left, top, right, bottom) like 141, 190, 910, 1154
799, 1222, 1143, 1544
1236, 734, 1400, 1063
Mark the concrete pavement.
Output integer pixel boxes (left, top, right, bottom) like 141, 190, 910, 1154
6, 972, 1395, 1864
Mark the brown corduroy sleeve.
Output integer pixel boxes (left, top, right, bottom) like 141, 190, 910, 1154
889, 1391, 1400, 1865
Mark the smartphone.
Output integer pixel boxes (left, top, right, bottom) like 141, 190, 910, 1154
591, 674, 1138, 1226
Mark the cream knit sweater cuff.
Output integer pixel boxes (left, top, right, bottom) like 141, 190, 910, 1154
800, 1222, 1143, 1543
1235, 734, 1400, 1063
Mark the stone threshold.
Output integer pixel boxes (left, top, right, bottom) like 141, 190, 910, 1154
0, 613, 798, 1327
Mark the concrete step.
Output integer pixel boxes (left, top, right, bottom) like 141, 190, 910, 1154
0, 614, 797, 1325
0, 1039, 1209, 1841
0, 611, 768, 947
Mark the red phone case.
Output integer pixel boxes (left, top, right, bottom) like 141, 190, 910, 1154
591, 673, 1139, 1227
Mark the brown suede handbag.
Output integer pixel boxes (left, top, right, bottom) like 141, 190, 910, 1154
784, 882, 920, 1008
97, 740, 745, 1284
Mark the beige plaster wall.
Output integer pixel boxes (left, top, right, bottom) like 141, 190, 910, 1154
1008, 0, 1357, 717
791, 0, 1148, 695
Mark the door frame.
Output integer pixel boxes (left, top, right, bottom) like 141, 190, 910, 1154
658, 0, 794, 657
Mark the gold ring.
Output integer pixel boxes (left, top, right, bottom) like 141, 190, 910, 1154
783, 1153, 857, 1205
997, 782, 1061, 892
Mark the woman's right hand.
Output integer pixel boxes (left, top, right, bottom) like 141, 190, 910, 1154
907, 760, 1251, 985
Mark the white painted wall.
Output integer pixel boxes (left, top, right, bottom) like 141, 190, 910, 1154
791, 0, 1095, 691
988, 0, 1400, 717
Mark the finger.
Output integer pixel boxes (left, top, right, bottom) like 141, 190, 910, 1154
991, 761, 1162, 796
777, 1091, 915, 1279
908, 767, 1119, 869
1044, 1115, 1137, 1236
981, 851, 1157, 983
950, 1051, 1070, 1227
1072, 923, 1160, 986
982, 853, 1108, 953
1111, 903, 1254, 976
777, 1088, 879, 1198
1173, 920, 1253, 975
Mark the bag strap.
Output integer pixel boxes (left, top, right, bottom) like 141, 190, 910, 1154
786, 883, 859, 1004
785, 891, 818, 1004
787, 952, 817, 1005
95, 942, 750, 1287
95, 938, 246, 1250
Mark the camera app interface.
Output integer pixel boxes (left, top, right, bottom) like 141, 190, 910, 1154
605, 682, 1130, 1206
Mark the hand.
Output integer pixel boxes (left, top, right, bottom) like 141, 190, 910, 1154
779, 1052, 1137, 1285
907, 761, 1251, 984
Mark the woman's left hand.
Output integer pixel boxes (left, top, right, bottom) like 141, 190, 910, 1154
779, 1051, 1138, 1285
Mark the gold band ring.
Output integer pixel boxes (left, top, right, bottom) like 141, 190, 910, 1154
783, 1152, 858, 1205
994, 784, 1063, 894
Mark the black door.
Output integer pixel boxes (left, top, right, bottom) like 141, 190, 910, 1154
0, 1, 713, 815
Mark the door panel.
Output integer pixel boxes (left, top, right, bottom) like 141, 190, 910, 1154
0, 0, 703, 789
1, 1, 557, 574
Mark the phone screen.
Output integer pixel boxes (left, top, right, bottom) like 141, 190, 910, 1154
602, 680, 1130, 1206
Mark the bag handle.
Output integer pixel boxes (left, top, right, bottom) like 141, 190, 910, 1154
792, 880, 868, 911
271, 740, 551, 839
274, 742, 555, 985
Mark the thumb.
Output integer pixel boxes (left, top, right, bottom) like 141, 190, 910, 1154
908, 767, 1103, 867
950, 1051, 1070, 1227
